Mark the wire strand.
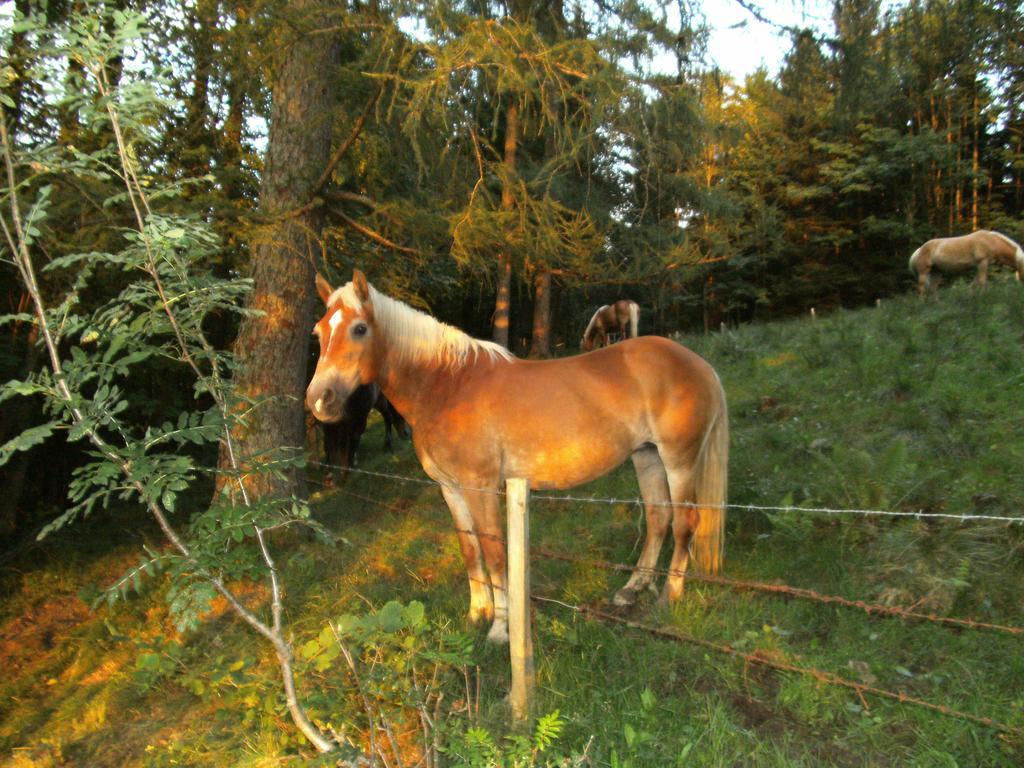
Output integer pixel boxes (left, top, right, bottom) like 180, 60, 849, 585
310, 461, 1024, 525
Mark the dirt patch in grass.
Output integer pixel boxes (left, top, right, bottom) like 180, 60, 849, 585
730, 693, 784, 733
0, 598, 90, 677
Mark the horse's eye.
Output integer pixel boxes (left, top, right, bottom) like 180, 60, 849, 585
352, 322, 368, 338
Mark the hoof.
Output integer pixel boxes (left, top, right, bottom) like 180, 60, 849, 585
486, 621, 509, 645
658, 585, 683, 607
613, 587, 638, 607
467, 606, 494, 627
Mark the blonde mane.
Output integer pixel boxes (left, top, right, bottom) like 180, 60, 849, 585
345, 282, 513, 369
989, 229, 1024, 250
987, 231, 1024, 270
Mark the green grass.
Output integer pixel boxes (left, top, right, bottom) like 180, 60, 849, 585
3, 280, 1024, 766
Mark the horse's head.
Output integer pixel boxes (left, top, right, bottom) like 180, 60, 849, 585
306, 270, 377, 423
581, 335, 594, 352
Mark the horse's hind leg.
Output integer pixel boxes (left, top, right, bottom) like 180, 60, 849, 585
440, 486, 493, 626
614, 446, 672, 606
662, 465, 698, 604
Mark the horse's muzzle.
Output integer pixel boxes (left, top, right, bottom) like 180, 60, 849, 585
306, 371, 350, 423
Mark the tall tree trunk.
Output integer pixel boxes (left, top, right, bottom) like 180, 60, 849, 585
1011, 130, 1019, 211
492, 101, 519, 348
224, 0, 340, 498
947, 100, 955, 233
929, 96, 941, 229
220, 5, 249, 207
183, 0, 217, 176
528, 270, 551, 358
971, 91, 979, 231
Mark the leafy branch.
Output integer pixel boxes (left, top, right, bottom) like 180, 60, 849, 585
0, 7, 338, 755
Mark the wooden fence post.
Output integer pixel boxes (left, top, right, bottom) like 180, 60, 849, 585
506, 477, 534, 723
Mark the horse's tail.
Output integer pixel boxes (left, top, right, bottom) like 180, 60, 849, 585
908, 247, 922, 275
628, 302, 639, 338
691, 373, 729, 575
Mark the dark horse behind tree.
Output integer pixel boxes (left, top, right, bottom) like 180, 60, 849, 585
909, 230, 1024, 295
581, 300, 640, 350
316, 383, 407, 485
307, 271, 728, 644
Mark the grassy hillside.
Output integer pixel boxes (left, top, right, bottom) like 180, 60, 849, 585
3, 280, 1024, 766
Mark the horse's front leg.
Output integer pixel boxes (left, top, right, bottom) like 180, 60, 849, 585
976, 258, 989, 288
380, 409, 394, 452
440, 485, 493, 626
467, 487, 509, 644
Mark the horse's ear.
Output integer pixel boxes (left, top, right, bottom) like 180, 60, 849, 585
352, 269, 370, 303
315, 274, 333, 305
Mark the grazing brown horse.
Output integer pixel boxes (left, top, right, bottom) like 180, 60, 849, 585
581, 300, 640, 350
909, 230, 1024, 295
306, 272, 728, 643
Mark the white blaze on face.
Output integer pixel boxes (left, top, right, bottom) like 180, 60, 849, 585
327, 309, 343, 345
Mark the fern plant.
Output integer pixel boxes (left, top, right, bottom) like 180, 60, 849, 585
440, 710, 574, 768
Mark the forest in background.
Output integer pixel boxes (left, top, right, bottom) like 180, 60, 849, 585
2, 0, 1024, 545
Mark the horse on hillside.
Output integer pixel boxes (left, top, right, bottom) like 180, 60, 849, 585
306, 271, 728, 643
581, 300, 640, 350
908, 230, 1024, 295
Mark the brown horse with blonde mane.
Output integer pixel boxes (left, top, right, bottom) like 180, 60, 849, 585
909, 230, 1024, 295
581, 300, 640, 350
306, 272, 728, 643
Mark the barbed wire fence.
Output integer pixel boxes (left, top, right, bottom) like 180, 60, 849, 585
311, 462, 1024, 525
307, 458, 1024, 740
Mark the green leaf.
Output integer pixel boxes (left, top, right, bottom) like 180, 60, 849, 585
640, 687, 655, 711
335, 614, 360, 636
0, 422, 58, 467
404, 600, 425, 628
136, 652, 160, 671
317, 626, 335, 648
300, 639, 321, 660
0, 312, 35, 327
378, 601, 405, 632
1, 378, 48, 403
533, 710, 563, 751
